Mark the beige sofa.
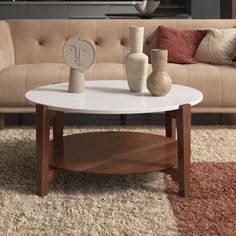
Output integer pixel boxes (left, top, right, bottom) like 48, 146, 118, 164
1, 19, 236, 128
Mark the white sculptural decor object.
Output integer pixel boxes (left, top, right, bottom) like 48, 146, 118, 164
147, 49, 172, 96
125, 26, 148, 92
134, 0, 160, 14
63, 35, 95, 93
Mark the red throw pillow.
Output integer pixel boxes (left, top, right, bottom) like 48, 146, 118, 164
156, 25, 207, 64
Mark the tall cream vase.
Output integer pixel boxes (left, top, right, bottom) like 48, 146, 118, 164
125, 26, 148, 92
147, 49, 172, 96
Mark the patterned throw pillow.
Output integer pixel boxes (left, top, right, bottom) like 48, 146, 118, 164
195, 28, 236, 66
156, 25, 207, 64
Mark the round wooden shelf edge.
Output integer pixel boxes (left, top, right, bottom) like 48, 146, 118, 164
50, 131, 178, 175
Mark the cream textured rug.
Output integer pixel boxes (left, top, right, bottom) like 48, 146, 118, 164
0, 126, 235, 235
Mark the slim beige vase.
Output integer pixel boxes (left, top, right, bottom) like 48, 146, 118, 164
147, 49, 172, 96
125, 26, 148, 92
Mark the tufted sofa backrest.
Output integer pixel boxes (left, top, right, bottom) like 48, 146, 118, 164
0, 21, 15, 70
6, 19, 236, 65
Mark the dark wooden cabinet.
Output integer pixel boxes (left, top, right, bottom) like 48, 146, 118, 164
0, 4, 27, 19
0, 1, 233, 20
0, 2, 135, 19
232, 0, 236, 18
69, 4, 108, 19
28, 4, 68, 19
191, 0, 221, 19
221, 0, 232, 18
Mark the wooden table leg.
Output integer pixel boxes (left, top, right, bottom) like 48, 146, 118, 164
52, 111, 64, 163
162, 110, 179, 181
44, 111, 65, 184
53, 111, 64, 150
165, 110, 177, 139
36, 104, 50, 197
120, 114, 126, 125
177, 104, 191, 197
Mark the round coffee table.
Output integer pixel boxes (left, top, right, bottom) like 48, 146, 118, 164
25, 80, 203, 197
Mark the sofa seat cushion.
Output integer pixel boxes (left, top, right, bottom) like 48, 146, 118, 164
166, 63, 236, 107
0, 63, 125, 106
0, 62, 235, 107
0, 63, 68, 106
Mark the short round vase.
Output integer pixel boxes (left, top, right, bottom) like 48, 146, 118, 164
134, 0, 161, 14
147, 49, 172, 96
125, 26, 148, 92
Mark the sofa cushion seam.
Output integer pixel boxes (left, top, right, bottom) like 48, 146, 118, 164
58, 64, 64, 83
217, 66, 222, 106
24, 64, 33, 105
182, 65, 189, 87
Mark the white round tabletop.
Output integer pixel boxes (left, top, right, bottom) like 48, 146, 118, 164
25, 80, 203, 114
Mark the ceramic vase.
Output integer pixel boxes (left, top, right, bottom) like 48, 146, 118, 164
125, 26, 148, 92
147, 49, 172, 96
134, 0, 161, 14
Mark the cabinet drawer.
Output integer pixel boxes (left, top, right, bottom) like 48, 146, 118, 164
109, 4, 138, 14
0, 5, 27, 19
27, 5, 68, 19
69, 5, 108, 18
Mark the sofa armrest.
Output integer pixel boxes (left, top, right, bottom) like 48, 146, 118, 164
0, 21, 15, 72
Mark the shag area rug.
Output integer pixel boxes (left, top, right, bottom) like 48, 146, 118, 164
0, 126, 235, 235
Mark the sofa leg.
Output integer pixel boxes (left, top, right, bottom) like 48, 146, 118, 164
221, 114, 236, 125
0, 114, 5, 130
18, 113, 23, 127
120, 114, 126, 125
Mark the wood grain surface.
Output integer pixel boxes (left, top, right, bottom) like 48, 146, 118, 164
177, 104, 191, 197
36, 105, 50, 197
50, 131, 178, 175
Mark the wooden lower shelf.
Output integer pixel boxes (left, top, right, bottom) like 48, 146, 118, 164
50, 131, 177, 175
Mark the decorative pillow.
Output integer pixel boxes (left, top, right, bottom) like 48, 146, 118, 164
195, 28, 236, 66
156, 25, 207, 64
